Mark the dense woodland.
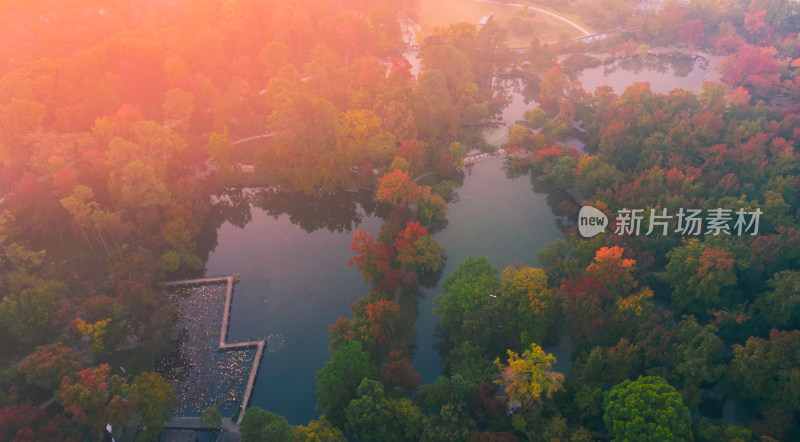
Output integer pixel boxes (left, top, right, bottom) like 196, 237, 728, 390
0, 0, 799, 440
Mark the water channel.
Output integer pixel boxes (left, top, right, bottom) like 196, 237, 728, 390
197, 51, 718, 424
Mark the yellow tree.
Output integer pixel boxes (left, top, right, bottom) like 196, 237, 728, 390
162, 88, 194, 133
131, 372, 178, 440
205, 129, 235, 176
75, 317, 110, 356
499, 265, 553, 346
339, 108, 396, 166
494, 343, 563, 412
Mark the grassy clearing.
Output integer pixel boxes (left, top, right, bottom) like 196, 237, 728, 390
417, 0, 585, 47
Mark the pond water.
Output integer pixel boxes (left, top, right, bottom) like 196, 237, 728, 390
412, 158, 566, 384
195, 51, 713, 425
199, 164, 565, 424
199, 189, 383, 424
578, 52, 720, 95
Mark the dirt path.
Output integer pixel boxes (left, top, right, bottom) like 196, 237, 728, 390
475, 0, 593, 36
232, 133, 272, 146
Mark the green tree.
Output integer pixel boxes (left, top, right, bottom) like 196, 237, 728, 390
571, 339, 641, 389
416, 69, 452, 137
200, 406, 222, 429
384, 396, 424, 441
693, 418, 753, 442
315, 341, 377, 427
535, 239, 571, 275
414, 375, 474, 416
673, 317, 726, 407
421, 401, 474, 442
448, 142, 466, 167
726, 329, 800, 411
389, 156, 410, 174
262, 80, 347, 194
131, 372, 177, 441
344, 379, 424, 441
413, 376, 476, 440
0, 279, 68, 346
524, 108, 548, 129
239, 407, 292, 442
603, 376, 692, 442
664, 239, 738, 317
434, 256, 499, 342
162, 88, 194, 132
206, 129, 235, 175
345, 379, 390, 441
340, 109, 397, 166
445, 342, 497, 385
0, 211, 45, 273
108, 159, 170, 212
753, 270, 800, 330
416, 186, 448, 228
574, 155, 622, 197
550, 155, 577, 190
499, 264, 553, 347
292, 417, 345, 441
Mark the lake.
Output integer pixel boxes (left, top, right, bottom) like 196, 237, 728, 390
578, 52, 722, 94
196, 50, 713, 424
199, 160, 565, 424
199, 189, 383, 424
412, 158, 566, 384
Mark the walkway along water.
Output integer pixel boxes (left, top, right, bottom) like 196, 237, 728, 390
163, 276, 265, 425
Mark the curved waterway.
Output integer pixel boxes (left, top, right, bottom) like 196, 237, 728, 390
197, 51, 715, 424
198, 162, 565, 424
412, 158, 565, 384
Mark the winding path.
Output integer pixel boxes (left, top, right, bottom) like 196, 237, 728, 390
232, 133, 272, 146
475, 0, 593, 36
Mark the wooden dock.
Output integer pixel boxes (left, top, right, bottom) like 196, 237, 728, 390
164, 275, 266, 424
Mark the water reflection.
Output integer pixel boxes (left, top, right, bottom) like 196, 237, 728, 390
578, 53, 711, 94
251, 188, 384, 233
495, 75, 540, 119
610, 53, 697, 77
200, 189, 385, 424
412, 158, 566, 384
196, 188, 388, 269
211, 187, 384, 234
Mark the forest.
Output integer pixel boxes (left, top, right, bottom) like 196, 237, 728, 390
0, 0, 799, 440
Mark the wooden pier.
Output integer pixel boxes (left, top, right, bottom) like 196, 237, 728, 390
164, 275, 266, 424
